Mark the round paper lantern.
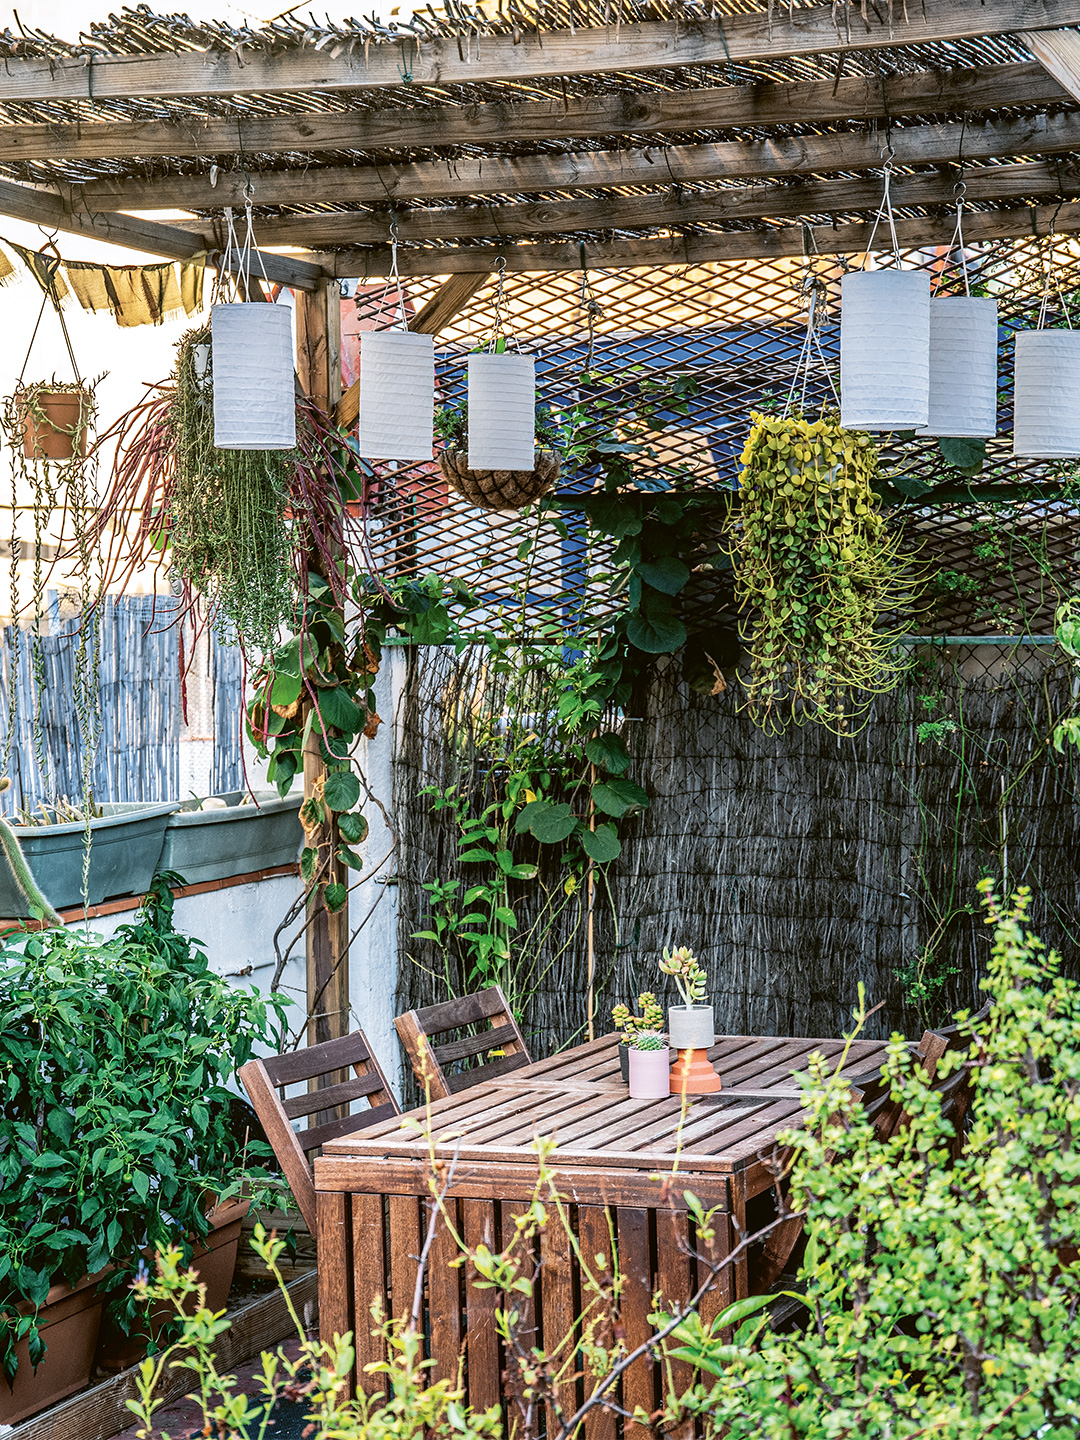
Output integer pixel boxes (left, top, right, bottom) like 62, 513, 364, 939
357, 331, 435, 462
918, 296, 999, 439
840, 269, 930, 431
1013, 329, 1080, 458
467, 353, 536, 470
212, 302, 295, 450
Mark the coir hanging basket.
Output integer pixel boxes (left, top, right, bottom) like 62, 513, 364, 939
439, 447, 561, 511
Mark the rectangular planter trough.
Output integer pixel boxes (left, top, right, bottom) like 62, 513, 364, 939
158, 790, 302, 886
0, 802, 179, 918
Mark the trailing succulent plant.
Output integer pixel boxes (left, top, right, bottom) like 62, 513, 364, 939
730, 411, 919, 735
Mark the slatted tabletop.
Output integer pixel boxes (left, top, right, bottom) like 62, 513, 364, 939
319, 1030, 892, 1176
313, 1029, 894, 1411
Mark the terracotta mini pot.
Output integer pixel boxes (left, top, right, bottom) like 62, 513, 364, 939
19, 388, 90, 461
94, 1198, 250, 1373
0, 1273, 104, 1425
629, 1045, 671, 1100
668, 1004, 715, 1050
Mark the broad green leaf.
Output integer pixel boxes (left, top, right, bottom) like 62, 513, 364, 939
592, 778, 649, 818
324, 769, 361, 812
626, 609, 687, 654
300, 846, 318, 883
637, 556, 690, 596
937, 435, 986, 475
514, 800, 579, 843
317, 685, 364, 735
337, 845, 364, 871
581, 824, 621, 863
324, 882, 348, 913
584, 732, 631, 775
338, 811, 369, 845
270, 670, 303, 707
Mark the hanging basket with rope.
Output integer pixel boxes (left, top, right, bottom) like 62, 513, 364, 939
439, 444, 561, 510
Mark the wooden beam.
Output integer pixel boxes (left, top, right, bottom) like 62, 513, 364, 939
334, 271, 487, 428
1, 3, 1078, 103
1026, 27, 1080, 101
0, 60, 1065, 163
215, 160, 1080, 247
0, 174, 325, 289
309, 200, 1080, 276
78, 110, 1080, 211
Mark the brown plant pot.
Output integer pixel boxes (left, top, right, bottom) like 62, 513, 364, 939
19, 388, 90, 461
0, 1273, 105, 1426
94, 1198, 251, 1373
439, 447, 560, 511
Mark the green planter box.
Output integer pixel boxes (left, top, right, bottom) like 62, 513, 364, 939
0, 802, 179, 918
158, 790, 302, 886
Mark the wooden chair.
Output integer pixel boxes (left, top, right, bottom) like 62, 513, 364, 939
239, 1030, 399, 1234
395, 985, 532, 1100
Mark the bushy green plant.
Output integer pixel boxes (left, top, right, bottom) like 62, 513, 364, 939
0, 875, 289, 1383
666, 884, 1080, 1438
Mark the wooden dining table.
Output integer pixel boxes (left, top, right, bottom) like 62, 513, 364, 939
313, 1029, 892, 1425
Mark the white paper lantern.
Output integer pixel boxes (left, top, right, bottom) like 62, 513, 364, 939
917, 296, 999, 439
840, 269, 930, 431
1013, 329, 1080, 458
467, 353, 536, 470
357, 331, 435, 462
212, 302, 295, 450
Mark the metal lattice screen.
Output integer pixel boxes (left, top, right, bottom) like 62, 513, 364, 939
357, 236, 1080, 639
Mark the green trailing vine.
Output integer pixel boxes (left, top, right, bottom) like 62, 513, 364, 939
730, 411, 919, 735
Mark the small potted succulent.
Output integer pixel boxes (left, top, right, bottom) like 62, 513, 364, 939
659, 945, 713, 1050
612, 992, 664, 1083
626, 1027, 671, 1100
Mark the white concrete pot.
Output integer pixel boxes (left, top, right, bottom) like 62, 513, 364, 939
668, 1004, 715, 1050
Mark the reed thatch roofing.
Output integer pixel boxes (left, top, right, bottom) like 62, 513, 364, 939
1, 3, 1080, 278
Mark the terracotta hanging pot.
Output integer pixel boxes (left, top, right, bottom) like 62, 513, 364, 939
439, 446, 560, 511
19, 386, 91, 461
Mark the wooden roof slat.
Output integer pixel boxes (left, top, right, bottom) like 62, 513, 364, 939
0, 60, 1065, 163
74, 110, 1080, 210
1027, 26, 1080, 100
216, 159, 1080, 246
312, 198, 1080, 275
0, 174, 323, 288
0, 3, 1077, 104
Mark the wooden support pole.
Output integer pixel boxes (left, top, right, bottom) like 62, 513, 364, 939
295, 279, 349, 1049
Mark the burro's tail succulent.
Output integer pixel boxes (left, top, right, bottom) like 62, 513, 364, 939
0, 779, 62, 925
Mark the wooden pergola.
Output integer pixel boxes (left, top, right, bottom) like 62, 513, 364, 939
5, 0, 1080, 1037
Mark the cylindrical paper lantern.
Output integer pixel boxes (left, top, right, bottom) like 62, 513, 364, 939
1013, 329, 1080, 458
840, 269, 931, 431
918, 296, 999, 439
357, 331, 435, 462
212, 302, 295, 450
467, 353, 536, 470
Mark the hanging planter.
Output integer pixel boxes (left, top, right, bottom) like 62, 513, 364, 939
1013, 329, 1080, 458
357, 330, 435, 462
16, 381, 93, 460
439, 446, 561, 511
212, 300, 295, 451
918, 296, 999, 439
840, 268, 931, 431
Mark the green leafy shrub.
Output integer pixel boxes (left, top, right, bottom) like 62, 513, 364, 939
669, 884, 1080, 1438
0, 876, 289, 1382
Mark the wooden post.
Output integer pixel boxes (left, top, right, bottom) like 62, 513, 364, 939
295, 279, 348, 1048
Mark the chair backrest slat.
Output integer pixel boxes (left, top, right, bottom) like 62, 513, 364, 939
240, 1027, 399, 1234
396, 985, 532, 1101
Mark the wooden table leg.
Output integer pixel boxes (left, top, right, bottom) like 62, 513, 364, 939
351, 1192, 388, 1397
577, 1205, 616, 1440
655, 1208, 694, 1437
464, 1199, 501, 1415
500, 1200, 538, 1434
541, 1208, 578, 1435
730, 1173, 750, 1301
616, 1207, 655, 1438
429, 1196, 464, 1387
388, 1194, 422, 1327
317, 1190, 351, 1390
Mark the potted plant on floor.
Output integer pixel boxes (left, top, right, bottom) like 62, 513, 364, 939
612, 992, 664, 1084
0, 875, 289, 1421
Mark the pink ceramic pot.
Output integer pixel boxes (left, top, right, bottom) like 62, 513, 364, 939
629, 1045, 671, 1100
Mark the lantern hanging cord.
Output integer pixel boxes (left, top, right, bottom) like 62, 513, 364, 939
17, 241, 81, 388
578, 254, 604, 370
488, 256, 512, 352
861, 147, 902, 270
936, 178, 971, 298
375, 222, 409, 331
1037, 218, 1072, 331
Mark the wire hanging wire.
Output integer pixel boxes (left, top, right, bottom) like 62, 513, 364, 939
17, 238, 82, 388
860, 147, 903, 271
784, 230, 841, 418
578, 251, 605, 370
370, 221, 411, 331
486, 256, 519, 353
1036, 218, 1072, 331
